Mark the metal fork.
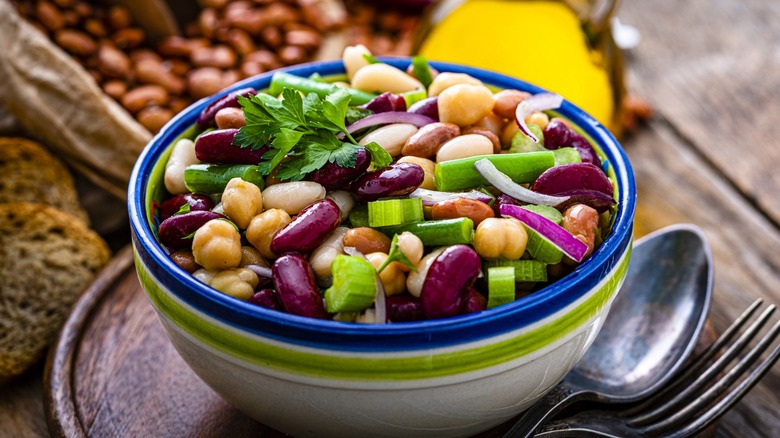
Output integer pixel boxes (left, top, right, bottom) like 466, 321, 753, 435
531, 298, 780, 437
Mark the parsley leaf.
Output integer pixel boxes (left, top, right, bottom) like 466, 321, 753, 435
235, 86, 391, 181
175, 203, 191, 215
377, 234, 418, 274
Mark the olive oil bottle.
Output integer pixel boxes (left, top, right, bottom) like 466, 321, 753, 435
413, 0, 626, 135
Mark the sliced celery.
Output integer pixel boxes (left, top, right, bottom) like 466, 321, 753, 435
485, 259, 548, 282
525, 227, 564, 264
521, 205, 563, 224
487, 266, 515, 309
184, 164, 265, 195
508, 124, 545, 153
434, 151, 555, 192
401, 88, 427, 108
380, 218, 474, 246
348, 204, 370, 228
553, 147, 582, 165
324, 255, 377, 313
368, 198, 424, 227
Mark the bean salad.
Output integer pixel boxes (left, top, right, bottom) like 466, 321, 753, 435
155, 45, 618, 323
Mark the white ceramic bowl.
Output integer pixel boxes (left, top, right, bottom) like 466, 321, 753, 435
129, 58, 636, 438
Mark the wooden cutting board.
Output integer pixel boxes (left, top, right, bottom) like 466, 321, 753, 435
43, 247, 520, 437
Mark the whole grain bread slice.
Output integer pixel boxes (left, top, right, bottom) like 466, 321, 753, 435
0, 203, 110, 382
0, 137, 89, 223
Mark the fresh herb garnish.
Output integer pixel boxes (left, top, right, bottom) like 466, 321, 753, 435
175, 203, 191, 215
235, 87, 390, 181
377, 234, 418, 274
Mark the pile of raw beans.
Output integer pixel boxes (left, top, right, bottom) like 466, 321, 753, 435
155, 45, 617, 323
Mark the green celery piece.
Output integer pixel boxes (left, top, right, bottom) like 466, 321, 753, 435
484, 259, 548, 282
368, 198, 424, 227
487, 266, 515, 309
525, 227, 564, 264
380, 218, 474, 246
325, 255, 377, 313
553, 147, 582, 165
521, 205, 563, 224
269, 72, 376, 105
434, 151, 555, 192
411, 56, 434, 89
509, 124, 545, 153
183, 164, 265, 195
348, 204, 370, 228
401, 88, 427, 108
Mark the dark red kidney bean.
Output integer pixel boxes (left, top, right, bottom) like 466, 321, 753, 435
385, 294, 425, 322
492, 194, 519, 217
272, 254, 328, 319
568, 133, 601, 167
350, 163, 424, 202
158, 210, 224, 250
249, 288, 283, 311
159, 193, 215, 221
408, 96, 439, 121
531, 162, 613, 198
461, 288, 487, 315
270, 199, 341, 254
361, 92, 406, 113
197, 87, 256, 128
195, 128, 268, 164
420, 245, 481, 319
306, 148, 370, 190
543, 119, 600, 166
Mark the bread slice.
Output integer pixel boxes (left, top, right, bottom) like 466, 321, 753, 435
0, 203, 110, 381
0, 137, 89, 223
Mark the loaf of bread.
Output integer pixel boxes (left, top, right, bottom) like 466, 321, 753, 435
0, 137, 88, 223
0, 203, 110, 381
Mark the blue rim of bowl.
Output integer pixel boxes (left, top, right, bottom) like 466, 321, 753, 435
129, 58, 636, 352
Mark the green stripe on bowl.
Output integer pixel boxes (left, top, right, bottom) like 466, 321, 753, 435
134, 246, 630, 381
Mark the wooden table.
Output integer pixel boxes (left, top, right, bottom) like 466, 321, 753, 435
2, 0, 779, 435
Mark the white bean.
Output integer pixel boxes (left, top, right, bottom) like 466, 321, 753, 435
343, 44, 372, 81
164, 139, 199, 194
436, 134, 494, 163
350, 63, 423, 94
406, 248, 445, 297
438, 84, 495, 127
359, 123, 418, 157
428, 72, 482, 97
262, 181, 326, 215
309, 226, 349, 278
326, 190, 356, 222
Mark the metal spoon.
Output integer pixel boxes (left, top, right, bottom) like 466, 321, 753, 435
504, 224, 713, 438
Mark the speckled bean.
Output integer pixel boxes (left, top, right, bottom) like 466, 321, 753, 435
401, 122, 460, 159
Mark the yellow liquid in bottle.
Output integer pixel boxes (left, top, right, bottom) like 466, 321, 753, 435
419, 0, 614, 129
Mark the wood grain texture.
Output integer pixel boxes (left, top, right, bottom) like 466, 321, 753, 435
618, 0, 780, 226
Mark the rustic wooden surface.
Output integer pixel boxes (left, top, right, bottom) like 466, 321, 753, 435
2, 0, 780, 436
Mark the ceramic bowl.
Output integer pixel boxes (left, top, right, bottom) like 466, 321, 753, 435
129, 58, 636, 438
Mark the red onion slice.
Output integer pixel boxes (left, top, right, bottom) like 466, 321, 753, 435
346, 111, 436, 135
499, 203, 589, 262
474, 159, 570, 207
246, 264, 273, 279
409, 188, 494, 207
515, 93, 564, 143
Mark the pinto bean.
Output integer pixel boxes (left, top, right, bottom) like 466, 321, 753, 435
401, 122, 460, 158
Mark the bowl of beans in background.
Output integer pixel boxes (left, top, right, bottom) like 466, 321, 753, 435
129, 54, 635, 437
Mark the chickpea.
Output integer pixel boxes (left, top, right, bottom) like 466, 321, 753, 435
406, 247, 445, 297
309, 227, 349, 278
245, 209, 292, 259
396, 232, 423, 268
366, 252, 406, 296
396, 156, 436, 190
209, 268, 259, 300
428, 72, 482, 97
526, 112, 550, 131
222, 178, 263, 229
562, 204, 599, 260
438, 84, 495, 127
240, 246, 268, 268
192, 219, 242, 271
473, 218, 528, 260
